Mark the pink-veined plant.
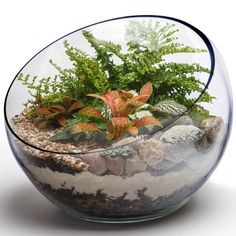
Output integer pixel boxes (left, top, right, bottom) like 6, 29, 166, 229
35, 98, 83, 126
69, 82, 162, 140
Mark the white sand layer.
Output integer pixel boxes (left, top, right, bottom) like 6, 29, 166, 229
27, 164, 208, 200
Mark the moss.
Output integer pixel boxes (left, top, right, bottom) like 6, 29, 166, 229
101, 146, 135, 158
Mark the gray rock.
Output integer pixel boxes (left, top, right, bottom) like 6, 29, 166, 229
83, 153, 107, 175
201, 117, 223, 142
171, 115, 193, 126
138, 139, 164, 166
125, 155, 147, 176
107, 156, 125, 176
160, 125, 205, 144
149, 159, 185, 176
196, 135, 211, 150
162, 115, 193, 130
152, 131, 164, 141
163, 143, 199, 163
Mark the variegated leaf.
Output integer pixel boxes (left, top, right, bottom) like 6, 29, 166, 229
49, 104, 66, 112
47, 111, 63, 119
153, 100, 187, 116
133, 95, 149, 102
129, 110, 153, 120
134, 116, 162, 128
68, 101, 83, 112
63, 97, 73, 107
78, 106, 105, 120
128, 126, 139, 137
139, 81, 153, 102
111, 117, 131, 133
106, 122, 116, 140
36, 108, 51, 115
104, 91, 119, 115
128, 95, 147, 107
105, 91, 119, 103
119, 90, 134, 98
87, 93, 107, 103
70, 122, 98, 134
107, 132, 116, 140
88, 91, 119, 115
57, 116, 66, 126
114, 97, 127, 116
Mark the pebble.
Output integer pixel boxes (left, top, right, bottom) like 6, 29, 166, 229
106, 156, 125, 176
11, 113, 99, 153
138, 139, 164, 166
201, 117, 223, 142
171, 115, 193, 126
83, 153, 107, 175
125, 155, 147, 176
196, 135, 210, 150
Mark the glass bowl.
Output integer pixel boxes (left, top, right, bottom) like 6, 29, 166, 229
4, 15, 232, 223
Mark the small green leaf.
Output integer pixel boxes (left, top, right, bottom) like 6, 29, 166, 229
49, 128, 71, 141
94, 122, 107, 130
72, 133, 83, 142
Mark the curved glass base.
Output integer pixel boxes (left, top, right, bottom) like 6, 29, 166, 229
63, 197, 190, 224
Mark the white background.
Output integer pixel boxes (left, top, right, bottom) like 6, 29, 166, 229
0, 0, 235, 235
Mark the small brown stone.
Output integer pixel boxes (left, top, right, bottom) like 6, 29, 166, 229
125, 155, 147, 176
170, 115, 193, 127
197, 135, 210, 150
83, 153, 107, 175
106, 156, 125, 176
138, 139, 164, 166
201, 117, 223, 142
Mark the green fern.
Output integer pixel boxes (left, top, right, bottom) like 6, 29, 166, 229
18, 19, 214, 125
125, 20, 204, 53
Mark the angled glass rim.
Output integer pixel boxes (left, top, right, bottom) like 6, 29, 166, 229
4, 14, 215, 155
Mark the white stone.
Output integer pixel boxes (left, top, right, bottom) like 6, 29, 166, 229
160, 125, 204, 144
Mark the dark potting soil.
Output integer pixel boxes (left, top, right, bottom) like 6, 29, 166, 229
34, 180, 203, 218
23, 152, 82, 175
15, 152, 206, 219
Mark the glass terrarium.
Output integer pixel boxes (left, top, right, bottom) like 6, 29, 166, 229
4, 15, 232, 223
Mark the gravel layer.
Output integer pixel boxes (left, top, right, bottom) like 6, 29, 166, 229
11, 114, 96, 153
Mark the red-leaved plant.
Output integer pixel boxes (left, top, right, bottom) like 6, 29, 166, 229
69, 82, 162, 140
35, 98, 83, 127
